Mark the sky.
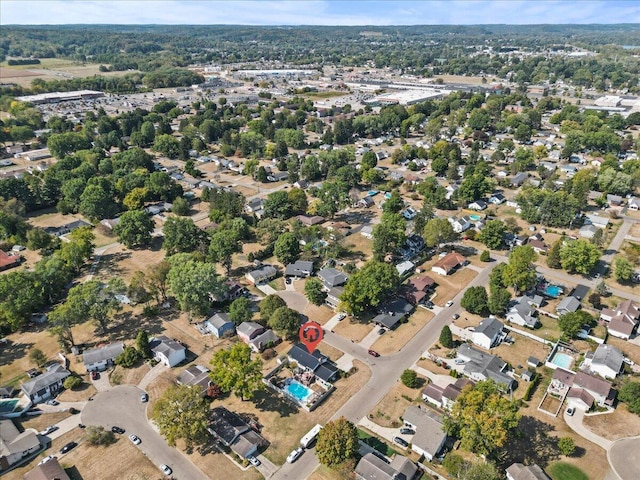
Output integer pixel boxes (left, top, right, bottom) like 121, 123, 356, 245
1, 0, 640, 26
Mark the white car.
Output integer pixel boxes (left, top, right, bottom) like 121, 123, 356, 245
337, 312, 347, 321
39, 425, 59, 436
38, 455, 56, 465
129, 434, 141, 445
159, 464, 172, 475
248, 456, 261, 467
286, 447, 304, 464
445, 301, 454, 307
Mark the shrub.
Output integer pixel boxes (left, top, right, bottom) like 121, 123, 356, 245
480, 250, 491, 262
86, 426, 116, 446
400, 369, 418, 388
29, 348, 48, 367
64, 376, 82, 390
116, 346, 141, 368
523, 373, 539, 401
261, 348, 277, 360
558, 436, 576, 456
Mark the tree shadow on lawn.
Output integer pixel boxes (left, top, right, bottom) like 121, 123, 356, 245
252, 388, 299, 418
93, 251, 130, 277
105, 311, 164, 343
0, 339, 33, 367
498, 415, 561, 469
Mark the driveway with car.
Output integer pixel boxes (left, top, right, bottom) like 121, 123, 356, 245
82, 384, 208, 480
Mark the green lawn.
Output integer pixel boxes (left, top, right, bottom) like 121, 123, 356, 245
357, 428, 401, 457
547, 462, 589, 480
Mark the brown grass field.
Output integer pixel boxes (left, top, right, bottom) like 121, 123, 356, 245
371, 308, 434, 355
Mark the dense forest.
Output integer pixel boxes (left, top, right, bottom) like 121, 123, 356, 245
2, 24, 640, 92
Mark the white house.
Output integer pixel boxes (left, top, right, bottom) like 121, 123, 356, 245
20, 364, 70, 403
245, 265, 277, 284
150, 335, 186, 367
471, 317, 504, 349
506, 296, 542, 329
586, 344, 624, 379
402, 406, 447, 461
0, 420, 41, 472
468, 200, 487, 211
506, 463, 551, 480
448, 216, 471, 233
488, 193, 506, 205
83, 342, 125, 372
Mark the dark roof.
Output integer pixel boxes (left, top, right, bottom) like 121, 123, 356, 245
355, 453, 398, 480
176, 365, 211, 389
287, 344, 338, 382
208, 407, 250, 445
506, 463, 551, 480
21, 364, 70, 396
474, 317, 504, 340
24, 457, 71, 480
373, 298, 414, 329
285, 260, 314, 277
318, 268, 348, 288
570, 284, 590, 301
83, 342, 125, 367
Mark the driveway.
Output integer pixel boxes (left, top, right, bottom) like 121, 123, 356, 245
563, 408, 612, 450
82, 385, 208, 480
609, 437, 640, 480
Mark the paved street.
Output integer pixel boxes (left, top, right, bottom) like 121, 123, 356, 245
608, 436, 640, 480
81, 385, 209, 480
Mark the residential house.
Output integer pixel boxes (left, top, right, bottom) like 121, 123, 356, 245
373, 299, 414, 330
448, 216, 471, 233
402, 406, 447, 461
472, 317, 504, 349
457, 344, 515, 392
507, 296, 541, 328
325, 286, 344, 309
422, 377, 473, 410
44, 219, 90, 237
570, 284, 590, 302
21, 364, 70, 403
287, 344, 340, 382
600, 300, 640, 340
176, 364, 213, 393
355, 453, 418, 480
528, 238, 548, 254
100, 218, 120, 231
267, 171, 289, 182
318, 268, 348, 289
360, 225, 373, 239
0, 250, 21, 272
607, 194, 623, 206
552, 368, 616, 410
585, 344, 624, 379
246, 265, 277, 284
402, 206, 417, 220
0, 419, 41, 472
293, 179, 309, 189
556, 296, 581, 316
584, 214, 610, 229
506, 463, 550, 480
204, 313, 236, 338
150, 336, 186, 367
245, 198, 265, 217
628, 197, 639, 211
208, 407, 268, 459
237, 322, 280, 353
579, 224, 598, 239
468, 200, 487, 211
83, 342, 124, 372
431, 252, 466, 276
488, 193, 506, 205
510, 172, 528, 187
24, 457, 71, 480
396, 260, 415, 277
403, 275, 436, 305
539, 161, 557, 172
560, 164, 577, 177
210, 280, 247, 303
296, 214, 325, 226
285, 260, 314, 278
0, 387, 16, 399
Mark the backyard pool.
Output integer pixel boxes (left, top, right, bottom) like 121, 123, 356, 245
551, 352, 574, 370
368, 190, 378, 197
285, 380, 313, 403
469, 214, 482, 221
544, 285, 562, 298
0, 398, 19, 414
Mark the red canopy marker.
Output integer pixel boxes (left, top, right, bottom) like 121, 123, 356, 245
299, 321, 323, 354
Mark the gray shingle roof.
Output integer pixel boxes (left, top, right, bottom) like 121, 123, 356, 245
83, 342, 125, 367
21, 364, 70, 396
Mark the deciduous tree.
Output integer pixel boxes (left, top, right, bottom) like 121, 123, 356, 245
477, 220, 506, 250
209, 343, 263, 401
228, 297, 253, 325
423, 217, 458, 250
461, 286, 488, 315
259, 295, 287, 323
502, 245, 538, 294
560, 239, 601, 275
268, 306, 300, 338
151, 385, 210, 448
304, 278, 327, 306
114, 209, 154, 248
316, 417, 359, 468
274, 232, 300, 265
340, 261, 400, 317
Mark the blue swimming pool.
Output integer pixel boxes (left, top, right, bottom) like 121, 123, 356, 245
544, 285, 562, 298
551, 352, 573, 370
368, 190, 378, 197
285, 380, 313, 403
469, 214, 482, 221
0, 398, 19, 414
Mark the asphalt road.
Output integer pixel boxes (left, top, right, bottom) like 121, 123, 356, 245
81, 385, 208, 480
609, 437, 640, 480
271, 262, 494, 480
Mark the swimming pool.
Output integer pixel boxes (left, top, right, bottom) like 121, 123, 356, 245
469, 214, 482, 221
544, 285, 562, 298
368, 190, 378, 197
285, 380, 313, 403
0, 398, 19, 414
551, 352, 573, 370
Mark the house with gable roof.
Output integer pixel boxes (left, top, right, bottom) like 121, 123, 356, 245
584, 344, 624, 379
506, 296, 542, 329
506, 463, 551, 480
431, 252, 466, 276
456, 344, 515, 393
0, 419, 41, 472
208, 406, 268, 459
83, 342, 125, 372
355, 452, 418, 480
402, 406, 448, 461
600, 300, 640, 340
150, 335, 186, 367
471, 317, 504, 349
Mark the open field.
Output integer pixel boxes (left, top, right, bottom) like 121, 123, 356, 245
332, 317, 373, 342
582, 405, 640, 441
547, 462, 589, 480
371, 308, 433, 355
431, 268, 478, 306
370, 377, 425, 428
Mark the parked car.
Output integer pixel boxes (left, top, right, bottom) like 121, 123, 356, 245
368, 350, 380, 357
445, 301, 454, 307
140, 393, 148, 403
91, 371, 100, 380
111, 426, 125, 434
452, 313, 460, 320
337, 312, 347, 321
129, 434, 141, 445
285, 278, 292, 284
454, 358, 465, 365
39, 425, 59, 436
400, 427, 415, 435
248, 456, 261, 467
377, 328, 386, 335
38, 455, 57, 465
46, 399, 60, 406
159, 464, 172, 475
393, 436, 409, 448
287, 447, 304, 463
566, 407, 575, 416
60, 441, 77, 454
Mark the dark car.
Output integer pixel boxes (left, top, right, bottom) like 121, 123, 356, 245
400, 427, 415, 435
368, 350, 380, 357
111, 426, 125, 434
91, 371, 100, 380
377, 328, 386, 335
393, 436, 409, 448
60, 441, 77, 454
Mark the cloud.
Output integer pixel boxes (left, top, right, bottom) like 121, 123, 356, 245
2, 0, 638, 25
